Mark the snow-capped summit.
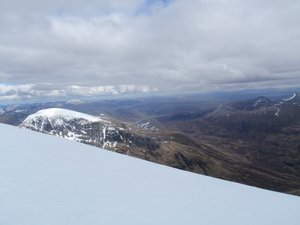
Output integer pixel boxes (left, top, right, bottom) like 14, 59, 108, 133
20, 108, 158, 154
21, 108, 124, 149
23, 108, 101, 125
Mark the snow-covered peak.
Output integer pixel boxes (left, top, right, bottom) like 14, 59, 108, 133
23, 108, 101, 124
20, 108, 127, 152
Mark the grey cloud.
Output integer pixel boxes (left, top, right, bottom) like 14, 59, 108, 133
0, 0, 300, 101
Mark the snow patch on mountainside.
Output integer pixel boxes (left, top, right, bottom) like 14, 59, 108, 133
273, 93, 299, 117
274, 107, 280, 117
283, 93, 297, 102
253, 98, 263, 107
136, 120, 159, 131
253, 97, 270, 108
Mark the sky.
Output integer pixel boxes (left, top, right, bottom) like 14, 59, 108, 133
0, 0, 300, 102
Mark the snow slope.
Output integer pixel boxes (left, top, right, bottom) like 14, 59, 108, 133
0, 123, 299, 225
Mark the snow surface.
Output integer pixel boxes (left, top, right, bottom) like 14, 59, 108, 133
0, 123, 299, 225
23, 108, 101, 124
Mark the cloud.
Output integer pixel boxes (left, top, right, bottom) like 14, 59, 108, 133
0, 83, 154, 101
0, 0, 300, 101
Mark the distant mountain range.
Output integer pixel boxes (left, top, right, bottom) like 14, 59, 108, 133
1, 92, 300, 195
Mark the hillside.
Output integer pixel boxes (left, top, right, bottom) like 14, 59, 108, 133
0, 123, 299, 225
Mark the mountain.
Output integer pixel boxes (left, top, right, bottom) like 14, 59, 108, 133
158, 93, 300, 194
229, 96, 272, 110
21, 108, 123, 149
2, 92, 300, 195
1, 123, 299, 225
198, 93, 300, 138
19, 108, 208, 175
20, 108, 159, 153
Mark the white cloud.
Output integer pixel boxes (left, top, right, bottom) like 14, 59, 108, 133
0, 83, 154, 101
